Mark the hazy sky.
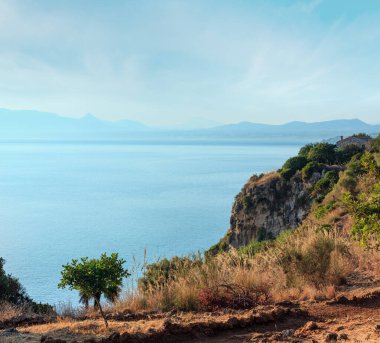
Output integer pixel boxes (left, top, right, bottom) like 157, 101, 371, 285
0, 0, 380, 126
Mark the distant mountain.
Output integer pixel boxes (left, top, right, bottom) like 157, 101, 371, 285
213, 119, 379, 133
0, 109, 149, 139
0, 108, 379, 143
206, 119, 380, 142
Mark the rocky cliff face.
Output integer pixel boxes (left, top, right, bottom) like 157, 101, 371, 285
222, 166, 336, 250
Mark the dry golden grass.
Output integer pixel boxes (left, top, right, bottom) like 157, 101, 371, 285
19, 316, 165, 339
115, 224, 364, 313
253, 171, 280, 186
0, 302, 31, 322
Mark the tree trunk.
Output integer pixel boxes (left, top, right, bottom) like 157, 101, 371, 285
94, 297, 108, 329
93, 292, 101, 309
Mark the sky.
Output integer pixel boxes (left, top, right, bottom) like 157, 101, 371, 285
0, 0, 380, 127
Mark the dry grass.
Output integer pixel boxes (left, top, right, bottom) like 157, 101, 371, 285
109, 162, 380, 313
252, 171, 279, 187
53, 301, 86, 319
0, 302, 27, 322
115, 224, 363, 313
19, 317, 165, 338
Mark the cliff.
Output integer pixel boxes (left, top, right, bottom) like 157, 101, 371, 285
211, 162, 344, 252
227, 172, 311, 248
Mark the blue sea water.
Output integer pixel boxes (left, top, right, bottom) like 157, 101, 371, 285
0, 141, 300, 304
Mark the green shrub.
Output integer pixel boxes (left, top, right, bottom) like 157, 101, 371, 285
307, 143, 337, 164
343, 183, 380, 248
336, 144, 364, 164
312, 170, 339, 202
361, 151, 380, 178
32, 302, 55, 315
280, 156, 308, 180
278, 235, 347, 287
0, 257, 31, 305
315, 201, 337, 219
298, 143, 316, 157
282, 156, 308, 172
301, 161, 323, 181
139, 255, 201, 291
316, 224, 333, 234
280, 168, 295, 180
208, 240, 228, 255
339, 155, 364, 192
238, 240, 269, 256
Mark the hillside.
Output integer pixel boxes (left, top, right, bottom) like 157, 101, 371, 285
210, 137, 376, 252
1, 134, 380, 342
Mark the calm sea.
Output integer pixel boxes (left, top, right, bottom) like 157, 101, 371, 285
0, 142, 300, 304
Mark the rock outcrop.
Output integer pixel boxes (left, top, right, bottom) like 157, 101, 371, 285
226, 172, 312, 248
213, 165, 342, 251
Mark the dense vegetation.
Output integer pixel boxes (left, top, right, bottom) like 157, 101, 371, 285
279, 142, 365, 181
0, 257, 30, 305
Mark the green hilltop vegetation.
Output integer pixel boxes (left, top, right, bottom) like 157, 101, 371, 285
1, 133, 380, 318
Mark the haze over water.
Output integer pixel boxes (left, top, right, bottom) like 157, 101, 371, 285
0, 141, 299, 304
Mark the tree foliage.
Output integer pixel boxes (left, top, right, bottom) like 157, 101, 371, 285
0, 257, 31, 305
59, 253, 130, 327
307, 143, 337, 164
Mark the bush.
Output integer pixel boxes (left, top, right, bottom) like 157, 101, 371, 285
238, 240, 269, 257
139, 255, 201, 291
301, 161, 323, 181
307, 143, 337, 164
339, 155, 365, 192
336, 144, 364, 164
361, 151, 380, 178
312, 170, 339, 202
280, 168, 295, 180
277, 235, 348, 287
298, 143, 316, 157
32, 302, 55, 315
0, 258, 31, 305
280, 156, 308, 180
314, 201, 337, 219
282, 156, 308, 172
343, 183, 380, 248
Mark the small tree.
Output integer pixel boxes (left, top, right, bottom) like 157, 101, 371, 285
58, 253, 130, 328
